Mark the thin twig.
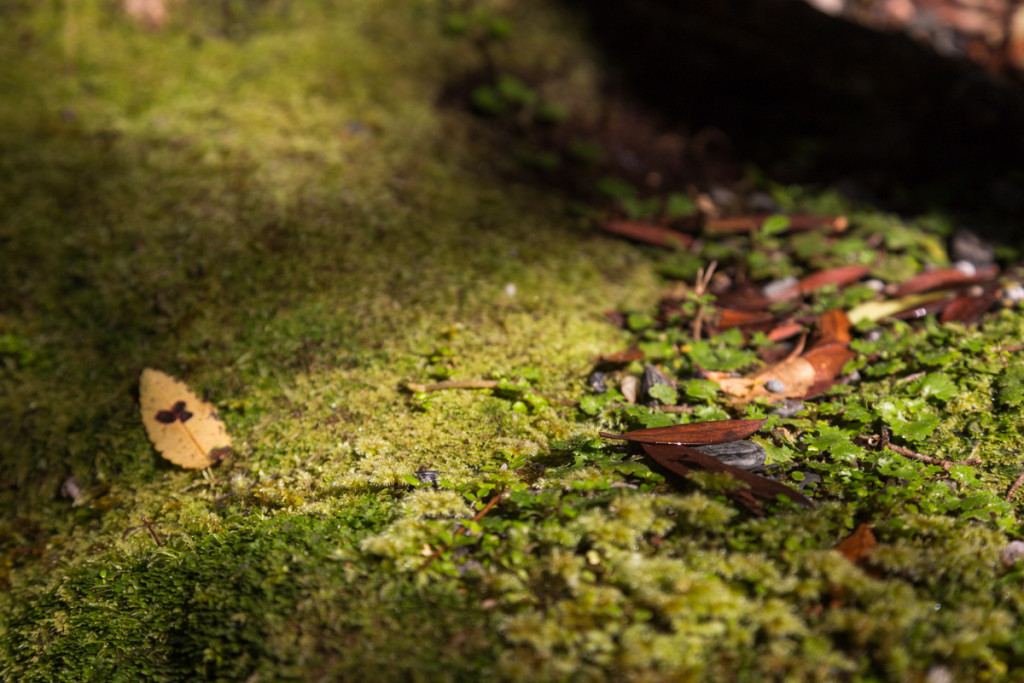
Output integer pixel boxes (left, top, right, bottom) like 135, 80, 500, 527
406, 379, 501, 393
691, 260, 717, 340
862, 427, 982, 469
418, 490, 505, 572
1006, 472, 1024, 501
140, 515, 163, 547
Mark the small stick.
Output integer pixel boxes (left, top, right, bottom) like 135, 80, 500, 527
141, 515, 163, 547
691, 260, 717, 340
406, 379, 501, 393
866, 427, 982, 469
418, 490, 505, 572
1006, 472, 1024, 501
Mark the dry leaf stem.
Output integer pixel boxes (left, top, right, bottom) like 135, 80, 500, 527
140, 515, 163, 547
1006, 472, 1024, 501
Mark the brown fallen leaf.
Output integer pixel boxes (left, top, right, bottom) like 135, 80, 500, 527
767, 264, 873, 303
704, 214, 848, 235
766, 321, 805, 342
139, 369, 232, 469
798, 265, 872, 295
642, 443, 813, 509
703, 341, 854, 403
600, 418, 767, 445
835, 523, 878, 567
715, 307, 776, 330
595, 347, 645, 365
939, 290, 998, 324
600, 220, 694, 249
892, 264, 999, 296
815, 309, 852, 346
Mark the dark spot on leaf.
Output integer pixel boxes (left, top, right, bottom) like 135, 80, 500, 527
155, 410, 176, 424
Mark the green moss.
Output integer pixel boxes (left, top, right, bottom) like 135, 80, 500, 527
3, 0, 1024, 680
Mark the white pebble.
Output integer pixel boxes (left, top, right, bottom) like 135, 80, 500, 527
621, 376, 640, 404
953, 260, 977, 277
1001, 540, 1024, 567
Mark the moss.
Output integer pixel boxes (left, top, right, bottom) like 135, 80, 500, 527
3, 0, 1024, 680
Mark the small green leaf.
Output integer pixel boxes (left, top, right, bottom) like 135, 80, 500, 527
682, 379, 719, 401
888, 414, 940, 442
911, 373, 958, 401
647, 383, 678, 405
761, 214, 791, 236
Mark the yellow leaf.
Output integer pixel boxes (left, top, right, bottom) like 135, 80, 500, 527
139, 368, 232, 469
847, 292, 945, 324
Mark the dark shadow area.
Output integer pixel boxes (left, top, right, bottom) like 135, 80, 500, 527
560, 0, 1024, 222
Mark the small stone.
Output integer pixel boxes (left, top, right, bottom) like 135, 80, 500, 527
794, 471, 823, 492
1000, 540, 1024, 567
1002, 284, 1024, 307
764, 379, 786, 393
770, 399, 805, 418
864, 278, 886, 292
694, 441, 767, 471
621, 375, 640, 404
60, 476, 82, 502
413, 469, 441, 487
864, 328, 884, 343
747, 191, 781, 213
952, 260, 977, 277
951, 228, 995, 269
588, 370, 608, 394
925, 665, 953, 683
762, 276, 799, 300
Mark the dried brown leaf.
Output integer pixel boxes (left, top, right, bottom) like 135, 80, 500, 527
642, 443, 813, 509
600, 418, 767, 445
815, 309, 852, 345
798, 265, 871, 294
835, 523, 878, 566
600, 220, 693, 249
939, 291, 998, 324
893, 264, 999, 296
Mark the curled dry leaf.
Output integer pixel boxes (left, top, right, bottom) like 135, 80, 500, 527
139, 368, 232, 469
703, 342, 854, 403
642, 443, 813, 509
600, 220, 693, 249
600, 418, 767, 445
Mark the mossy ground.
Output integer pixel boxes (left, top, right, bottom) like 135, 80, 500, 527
2, 1, 1024, 680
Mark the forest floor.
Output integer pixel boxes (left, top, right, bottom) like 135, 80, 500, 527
2, 1, 1024, 680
